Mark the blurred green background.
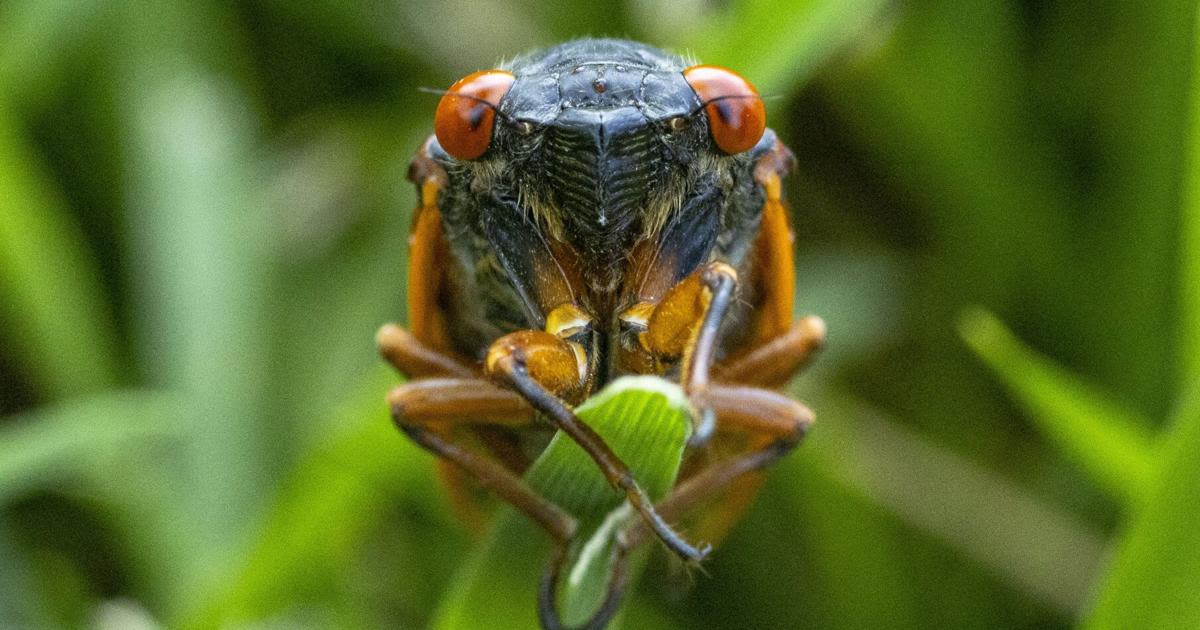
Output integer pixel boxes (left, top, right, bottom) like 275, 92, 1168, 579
3, 0, 1199, 628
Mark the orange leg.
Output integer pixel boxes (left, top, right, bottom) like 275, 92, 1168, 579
380, 323, 522, 525
387, 378, 576, 543
715, 315, 826, 388
377, 323, 475, 379
620, 384, 813, 550
381, 328, 659, 630
481, 329, 709, 630
382, 316, 710, 596
673, 314, 823, 540
624, 261, 740, 445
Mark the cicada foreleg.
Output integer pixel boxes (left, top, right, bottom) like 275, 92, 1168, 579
621, 260, 740, 446
378, 322, 576, 535
714, 315, 826, 388
483, 327, 712, 565
619, 385, 814, 552
386, 391, 573, 540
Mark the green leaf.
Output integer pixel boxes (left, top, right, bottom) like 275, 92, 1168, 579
1084, 8, 1200, 623
113, 0, 273, 589
432, 376, 693, 630
958, 308, 1156, 507
0, 102, 123, 399
1083, 384, 1200, 628
178, 366, 439, 628
0, 390, 185, 504
682, 0, 892, 98
1179, 2, 1200, 390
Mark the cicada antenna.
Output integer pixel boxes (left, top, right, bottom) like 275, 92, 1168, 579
416, 86, 515, 124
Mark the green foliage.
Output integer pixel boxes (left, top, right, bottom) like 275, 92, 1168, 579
180, 367, 434, 628
1179, 3, 1200, 392
686, 0, 891, 97
1, 0, 1198, 628
1084, 388, 1200, 629
962, 306, 1200, 628
0, 391, 185, 502
0, 104, 122, 398
959, 309, 1156, 506
955, 4, 1200, 626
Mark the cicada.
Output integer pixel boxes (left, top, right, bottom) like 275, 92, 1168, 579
378, 38, 825, 629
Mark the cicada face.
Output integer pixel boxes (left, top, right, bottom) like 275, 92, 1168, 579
427, 40, 776, 334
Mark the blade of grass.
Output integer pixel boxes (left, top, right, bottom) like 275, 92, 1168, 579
1083, 384, 1200, 628
0, 101, 122, 399
0, 390, 185, 503
682, 0, 892, 99
1180, 0, 1200, 390
432, 376, 692, 630
0, 390, 192, 617
813, 394, 1107, 614
0, 0, 118, 401
0, 0, 102, 104
178, 366, 441, 628
1084, 10, 1200, 623
959, 308, 1155, 506
115, 0, 271, 598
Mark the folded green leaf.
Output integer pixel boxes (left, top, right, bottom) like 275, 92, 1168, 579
432, 376, 692, 630
958, 308, 1156, 507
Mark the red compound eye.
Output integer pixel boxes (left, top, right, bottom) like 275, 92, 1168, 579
683, 65, 766, 155
434, 70, 515, 160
